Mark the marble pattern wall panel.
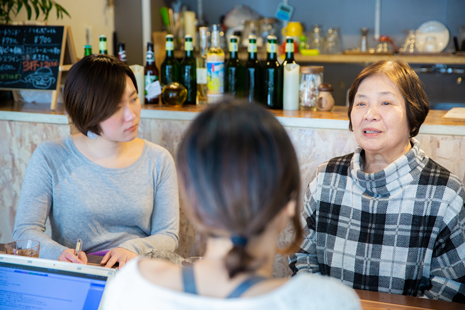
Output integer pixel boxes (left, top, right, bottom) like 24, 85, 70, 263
138, 118, 465, 277
0, 120, 71, 244
3, 117, 465, 278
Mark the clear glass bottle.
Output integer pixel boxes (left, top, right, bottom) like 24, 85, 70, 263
196, 27, 208, 105
206, 24, 225, 103
117, 42, 127, 63
299, 66, 324, 110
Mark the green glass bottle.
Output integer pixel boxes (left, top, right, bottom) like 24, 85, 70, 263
225, 35, 244, 98
282, 36, 296, 67
161, 34, 180, 85
180, 35, 197, 105
84, 45, 92, 57
244, 35, 260, 103
99, 35, 107, 55
263, 35, 282, 109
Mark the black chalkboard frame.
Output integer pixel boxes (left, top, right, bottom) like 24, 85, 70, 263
0, 25, 77, 110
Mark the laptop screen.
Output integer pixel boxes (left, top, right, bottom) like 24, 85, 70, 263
0, 261, 110, 310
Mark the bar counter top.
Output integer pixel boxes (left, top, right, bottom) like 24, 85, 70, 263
1, 99, 464, 136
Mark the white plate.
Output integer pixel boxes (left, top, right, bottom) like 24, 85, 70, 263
415, 21, 449, 53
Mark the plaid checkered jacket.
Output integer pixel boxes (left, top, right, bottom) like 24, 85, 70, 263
289, 139, 465, 303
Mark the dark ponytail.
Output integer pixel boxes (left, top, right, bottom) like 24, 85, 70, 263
177, 99, 302, 278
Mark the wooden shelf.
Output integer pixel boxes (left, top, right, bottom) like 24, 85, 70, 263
173, 50, 465, 65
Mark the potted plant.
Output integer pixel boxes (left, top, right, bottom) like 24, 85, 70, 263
0, 0, 70, 24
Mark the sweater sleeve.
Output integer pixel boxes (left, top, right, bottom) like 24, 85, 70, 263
289, 175, 321, 276
118, 150, 179, 255
425, 189, 465, 303
13, 144, 68, 259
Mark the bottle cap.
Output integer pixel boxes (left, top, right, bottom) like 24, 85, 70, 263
212, 24, 219, 32
267, 35, 277, 40
185, 35, 192, 39
166, 34, 174, 38
84, 45, 91, 48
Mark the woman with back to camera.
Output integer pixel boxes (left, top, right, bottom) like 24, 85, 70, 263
101, 100, 361, 310
289, 60, 465, 302
13, 55, 179, 268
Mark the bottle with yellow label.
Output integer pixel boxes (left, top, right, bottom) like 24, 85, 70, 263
206, 24, 225, 103
225, 36, 244, 98
283, 36, 296, 67
263, 35, 282, 109
161, 34, 180, 85
180, 35, 197, 105
244, 35, 260, 103
196, 27, 208, 105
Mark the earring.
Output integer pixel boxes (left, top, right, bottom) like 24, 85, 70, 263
87, 131, 98, 139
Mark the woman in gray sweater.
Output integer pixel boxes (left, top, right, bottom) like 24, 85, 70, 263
13, 55, 179, 268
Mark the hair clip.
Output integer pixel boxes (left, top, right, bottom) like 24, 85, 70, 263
231, 235, 248, 247
87, 131, 98, 140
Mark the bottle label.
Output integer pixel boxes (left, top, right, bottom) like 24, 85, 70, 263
197, 68, 207, 84
99, 41, 107, 51
185, 41, 193, 51
166, 41, 174, 51
145, 75, 160, 99
248, 43, 257, 53
146, 50, 154, 62
206, 61, 224, 95
267, 43, 277, 53
118, 50, 126, 62
285, 42, 294, 53
229, 42, 238, 52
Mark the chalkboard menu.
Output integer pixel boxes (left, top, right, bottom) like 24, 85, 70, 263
0, 25, 65, 90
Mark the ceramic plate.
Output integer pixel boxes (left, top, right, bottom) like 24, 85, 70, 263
415, 21, 449, 53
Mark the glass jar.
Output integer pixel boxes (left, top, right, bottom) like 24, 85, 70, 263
299, 66, 324, 110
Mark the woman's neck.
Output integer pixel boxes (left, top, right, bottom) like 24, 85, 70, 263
363, 140, 412, 173
72, 133, 143, 169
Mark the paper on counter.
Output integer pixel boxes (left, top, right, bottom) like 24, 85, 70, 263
129, 65, 145, 103
283, 63, 300, 110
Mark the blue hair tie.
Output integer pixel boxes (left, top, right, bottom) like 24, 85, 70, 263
231, 235, 248, 247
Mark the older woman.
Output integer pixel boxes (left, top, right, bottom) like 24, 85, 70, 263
289, 60, 465, 303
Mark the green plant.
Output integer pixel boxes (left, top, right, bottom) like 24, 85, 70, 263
0, 0, 70, 24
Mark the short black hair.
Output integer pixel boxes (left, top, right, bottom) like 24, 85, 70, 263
64, 54, 138, 136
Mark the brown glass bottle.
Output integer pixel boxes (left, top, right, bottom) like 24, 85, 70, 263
145, 42, 160, 104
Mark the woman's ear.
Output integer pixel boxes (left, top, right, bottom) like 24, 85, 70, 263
285, 200, 296, 218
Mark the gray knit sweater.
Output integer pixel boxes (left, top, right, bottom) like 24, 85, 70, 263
13, 136, 179, 260
289, 139, 465, 303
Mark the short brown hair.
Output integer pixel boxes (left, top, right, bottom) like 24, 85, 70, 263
348, 60, 429, 137
176, 99, 303, 278
64, 54, 138, 136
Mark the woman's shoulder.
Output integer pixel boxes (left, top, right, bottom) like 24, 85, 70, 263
282, 273, 361, 310
315, 153, 354, 176
31, 136, 73, 162
141, 140, 174, 161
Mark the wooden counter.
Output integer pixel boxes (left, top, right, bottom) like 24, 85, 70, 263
0, 100, 463, 126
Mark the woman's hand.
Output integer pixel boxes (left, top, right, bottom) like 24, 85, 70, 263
58, 248, 88, 264
101, 247, 137, 268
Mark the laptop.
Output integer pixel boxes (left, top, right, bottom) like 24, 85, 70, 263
0, 254, 116, 310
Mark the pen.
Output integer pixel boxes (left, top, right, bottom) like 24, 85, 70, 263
75, 238, 82, 257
